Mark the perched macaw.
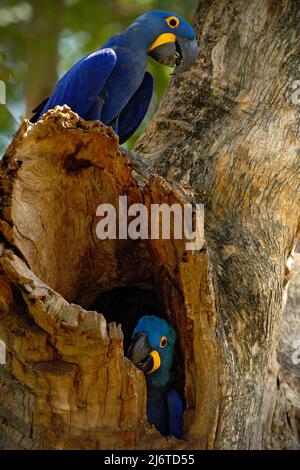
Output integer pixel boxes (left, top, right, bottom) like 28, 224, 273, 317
127, 315, 183, 438
31, 10, 198, 144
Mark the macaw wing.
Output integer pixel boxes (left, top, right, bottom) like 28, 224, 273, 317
31, 48, 117, 122
167, 388, 184, 439
117, 71, 154, 144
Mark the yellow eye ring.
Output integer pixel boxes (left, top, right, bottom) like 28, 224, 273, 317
160, 336, 167, 348
166, 16, 180, 29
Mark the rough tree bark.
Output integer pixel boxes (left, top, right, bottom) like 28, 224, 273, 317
0, 107, 212, 449
275, 249, 300, 449
0, 0, 300, 451
136, 0, 300, 449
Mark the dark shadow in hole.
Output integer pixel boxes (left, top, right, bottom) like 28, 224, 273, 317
91, 287, 163, 352
90, 286, 185, 410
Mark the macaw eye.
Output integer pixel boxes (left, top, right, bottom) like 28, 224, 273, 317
160, 336, 167, 348
165, 16, 180, 29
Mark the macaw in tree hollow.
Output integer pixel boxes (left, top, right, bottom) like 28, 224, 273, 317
31, 11, 198, 144
127, 315, 183, 438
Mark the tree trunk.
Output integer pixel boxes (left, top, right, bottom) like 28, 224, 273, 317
136, 0, 300, 449
274, 248, 300, 449
0, 0, 300, 450
135, 0, 300, 449
0, 106, 213, 449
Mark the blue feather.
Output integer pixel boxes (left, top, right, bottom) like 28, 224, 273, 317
167, 388, 184, 438
132, 315, 184, 438
32, 10, 197, 144
146, 386, 169, 436
38, 49, 117, 119
117, 72, 154, 144
99, 34, 148, 125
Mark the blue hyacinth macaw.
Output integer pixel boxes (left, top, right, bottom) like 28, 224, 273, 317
127, 315, 183, 438
31, 11, 198, 144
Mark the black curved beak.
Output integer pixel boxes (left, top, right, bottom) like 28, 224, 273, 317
148, 42, 176, 67
148, 37, 199, 73
127, 333, 154, 374
175, 37, 199, 73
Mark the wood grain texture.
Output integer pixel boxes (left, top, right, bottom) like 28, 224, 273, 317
1, 0, 300, 449
136, 0, 300, 449
0, 106, 215, 449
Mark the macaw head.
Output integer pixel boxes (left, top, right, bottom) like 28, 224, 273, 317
124, 10, 199, 73
127, 315, 177, 388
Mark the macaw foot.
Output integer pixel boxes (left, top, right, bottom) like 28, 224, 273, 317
120, 147, 149, 178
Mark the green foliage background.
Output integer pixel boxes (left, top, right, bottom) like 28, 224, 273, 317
0, 0, 197, 155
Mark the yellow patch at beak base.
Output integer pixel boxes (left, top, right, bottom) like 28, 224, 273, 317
147, 350, 161, 374
148, 33, 176, 52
